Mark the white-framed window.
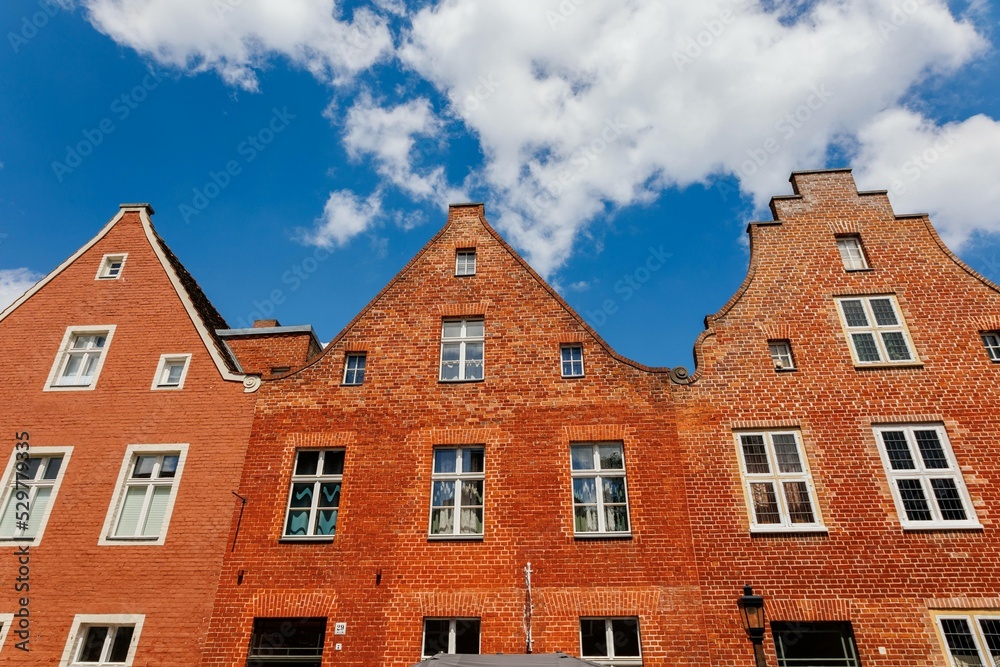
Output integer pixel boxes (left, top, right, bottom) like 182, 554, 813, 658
981, 332, 1000, 362
455, 249, 476, 276
0, 446, 72, 546
570, 442, 630, 535
768, 340, 795, 370
96, 253, 128, 280
343, 353, 366, 385
836, 236, 869, 271
283, 450, 343, 539
99, 445, 188, 546
873, 424, 979, 530
0, 613, 12, 651
935, 613, 1000, 667
580, 617, 643, 666
422, 618, 480, 658
150, 354, 191, 390
59, 614, 144, 667
247, 617, 326, 667
835, 296, 916, 365
737, 431, 823, 533
429, 447, 484, 537
45, 325, 117, 391
440, 319, 484, 382
561, 344, 585, 377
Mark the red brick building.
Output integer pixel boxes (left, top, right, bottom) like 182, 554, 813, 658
0, 205, 259, 666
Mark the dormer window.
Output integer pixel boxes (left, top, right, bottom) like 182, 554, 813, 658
455, 249, 476, 276
836, 236, 868, 271
97, 254, 128, 280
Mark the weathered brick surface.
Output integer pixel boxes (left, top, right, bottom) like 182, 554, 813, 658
0, 209, 254, 665
673, 170, 1000, 666
202, 205, 710, 666
224, 331, 322, 378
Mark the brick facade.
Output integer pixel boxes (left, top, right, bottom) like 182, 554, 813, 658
0, 206, 255, 665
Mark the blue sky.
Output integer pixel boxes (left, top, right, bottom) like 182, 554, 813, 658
1, 0, 998, 371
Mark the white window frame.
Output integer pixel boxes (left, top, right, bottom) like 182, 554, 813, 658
150, 353, 191, 391
579, 617, 643, 666
561, 344, 585, 377
282, 449, 344, 540
768, 340, 795, 370
98, 444, 188, 546
570, 442, 631, 537
455, 249, 477, 276
0, 613, 13, 652
981, 332, 1000, 362
95, 253, 128, 280
59, 614, 144, 667
439, 319, 484, 382
428, 446, 485, 539
934, 613, 1000, 667
736, 431, 824, 533
836, 236, 868, 271
44, 325, 117, 391
342, 353, 367, 385
0, 446, 72, 547
873, 424, 980, 530
835, 296, 918, 366
421, 618, 481, 658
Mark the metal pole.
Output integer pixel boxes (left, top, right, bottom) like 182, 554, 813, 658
752, 641, 767, 667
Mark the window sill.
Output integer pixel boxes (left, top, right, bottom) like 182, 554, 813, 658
901, 523, 984, 533
438, 378, 485, 384
853, 362, 924, 370
427, 534, 484, 541
574, 532, 633, 540
561, 374, 585, 379
845, 268, 874, 273
774, 367, 798, 373
750, 526, 828, 536
279, 536, 335, 543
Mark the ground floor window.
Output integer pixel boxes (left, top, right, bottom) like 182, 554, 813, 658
422, 618, 480, 658
937, 614, 1000, 666
772, 622, 860, 667
247, 618, 325, 667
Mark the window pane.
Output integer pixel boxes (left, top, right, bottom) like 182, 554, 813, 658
931, 478, 967, 521
132, 456, 156, 479
575, 506, 599, 532
601, 477, 627, 504
784, 481, 816, 524
108, 626, 134, 662
159, 455, 179, 478
165, 362, 184, 384
431, 480, 455, 506
772, 435, 802, 473
598, 444, 624, 470
570, 446, 594, 471
315, 509, 338, 535
573, 478, 597, 504
79, 626, 109, 662
882, 332, 912, 361
440, 343, 461, 380
24, 486, 51, 537
580, 620, 608, 657
286, 510, 310, 536
319, 482, 340, 509
897, 479, 933, 521
454, 620, 480, 654
295, 451, 319, 476
141, 485, 171, 536
942, 618, 985, 667
323, 450, 345, 475
774, 622, 859, 667
462, 448, 484, 474
461, 480, 483, 506
423, 620, 450, 656
289, 483, 314, 509
464, 320, 484, 338
840, 300, 868, 327
442, 322, 463, 339
881, 431, 915, 470
459, 507, 483, 534
978, 618, 1000, 661
42, 455, 63, 480
870, 298, 898, 326
115, 486, 147, 537
851, 333, 881, 362
604, 505, 629, 532
915, 430, 948, 469
434, 449, 457, 474
464, 342, 484, 380
750, 483, 781, 524
741, 435, 770, 474
610, 619, 641, 657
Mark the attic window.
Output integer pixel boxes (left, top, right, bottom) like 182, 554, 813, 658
455, 249, 476, 276
96, 254, 128, 280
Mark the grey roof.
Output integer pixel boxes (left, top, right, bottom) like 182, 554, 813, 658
410, 654, 605, 666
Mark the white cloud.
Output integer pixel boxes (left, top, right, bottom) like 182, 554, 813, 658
0, 268, 44, 311
853, 108, 1000, 249
300, 189, 382, 248
400, 0, 991, 273
79, 0, 393, 90
341, 95, 466, 204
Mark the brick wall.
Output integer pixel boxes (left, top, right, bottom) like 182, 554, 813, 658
224, 331, 322, 378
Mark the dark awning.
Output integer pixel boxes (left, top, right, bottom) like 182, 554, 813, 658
410, 654, 606, 666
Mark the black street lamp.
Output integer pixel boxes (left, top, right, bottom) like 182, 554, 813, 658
737, 584, 767, 667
